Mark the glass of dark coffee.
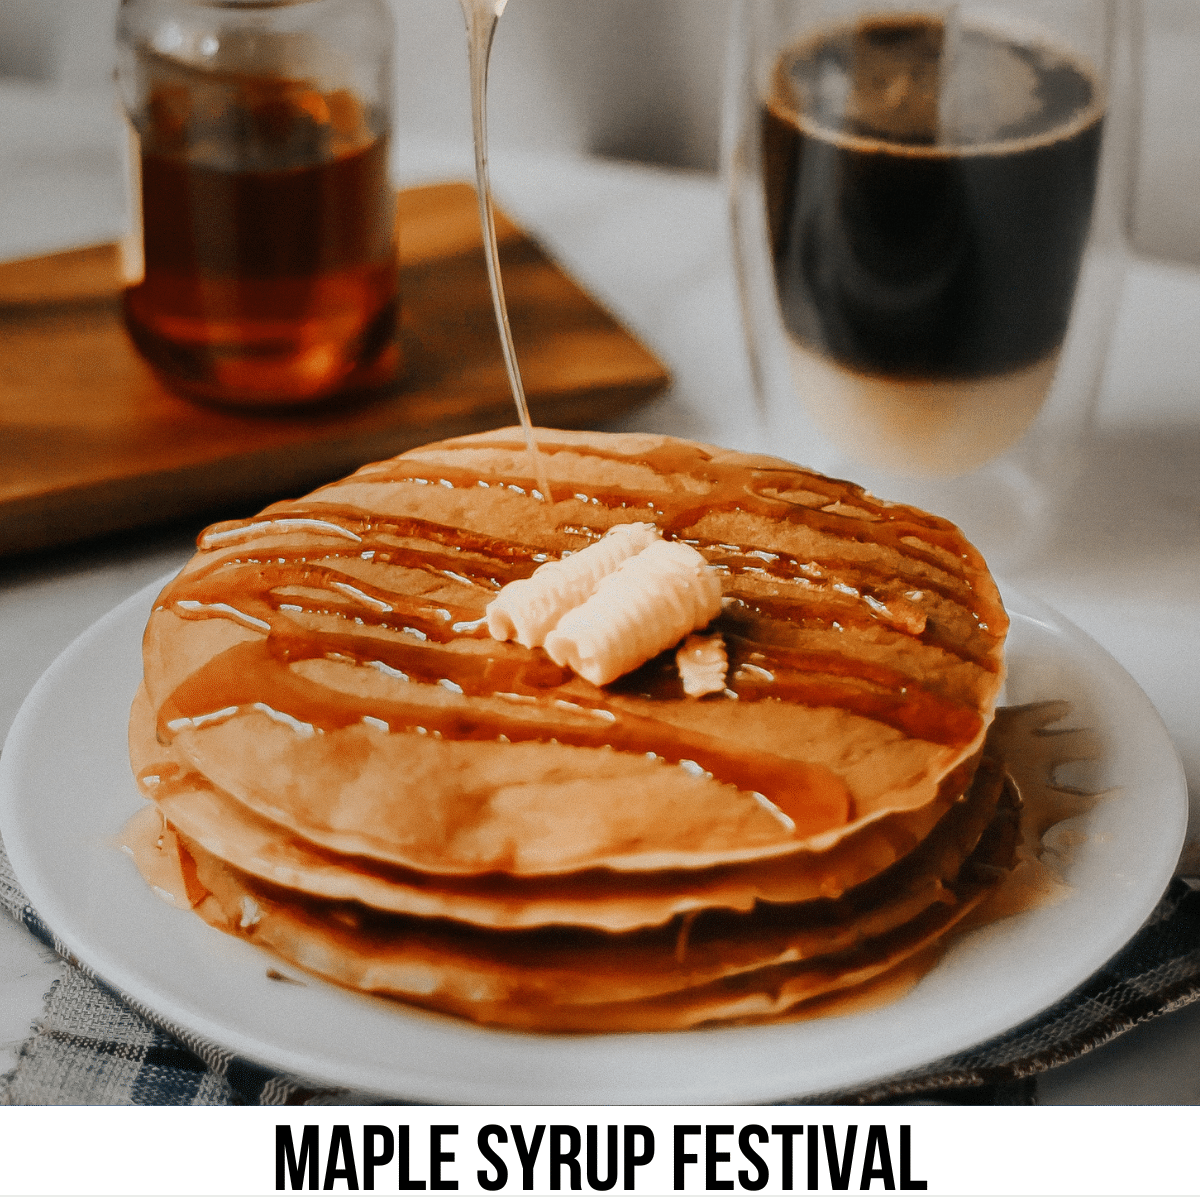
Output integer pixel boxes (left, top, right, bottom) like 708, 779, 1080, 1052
726, 0, 1137, 565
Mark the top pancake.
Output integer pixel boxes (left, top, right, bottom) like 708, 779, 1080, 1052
135, 428, 1007, 879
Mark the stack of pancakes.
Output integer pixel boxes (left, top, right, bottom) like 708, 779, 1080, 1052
128, 428, 1013, 1031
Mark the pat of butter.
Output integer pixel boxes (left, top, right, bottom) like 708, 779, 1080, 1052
486, 523, 659, 648
677, 631, 728, 698
543, 540, 722, 687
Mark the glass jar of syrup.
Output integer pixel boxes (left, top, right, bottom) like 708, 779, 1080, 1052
116, 0, 398, 408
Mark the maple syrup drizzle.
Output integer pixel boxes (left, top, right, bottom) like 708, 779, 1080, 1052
168, 543, 983, 743
459, 0, 552, 503
157, 440, 1004, 833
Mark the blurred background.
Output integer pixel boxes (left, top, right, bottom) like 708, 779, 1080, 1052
2, 0, 1199, 264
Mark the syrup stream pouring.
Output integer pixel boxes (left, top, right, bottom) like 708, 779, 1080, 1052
459, 0, 553, 503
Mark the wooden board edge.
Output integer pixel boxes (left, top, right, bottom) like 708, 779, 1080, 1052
0, 380, 663, 557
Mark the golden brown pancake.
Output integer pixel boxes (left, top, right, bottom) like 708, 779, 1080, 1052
128, 427, 1010, 1030
129, 754, 1016, 1032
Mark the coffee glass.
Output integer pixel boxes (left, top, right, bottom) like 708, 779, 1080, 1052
725, 0, 1138, 568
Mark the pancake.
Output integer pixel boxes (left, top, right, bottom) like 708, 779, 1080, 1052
131, 757, 1017, 1031
128, 427, 1010, 1030
129, 687, 961, 930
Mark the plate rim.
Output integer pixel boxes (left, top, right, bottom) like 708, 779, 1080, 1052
0, 573, 1188, 1103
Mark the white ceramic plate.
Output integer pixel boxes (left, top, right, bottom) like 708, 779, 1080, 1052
0, 576, 1187, 1103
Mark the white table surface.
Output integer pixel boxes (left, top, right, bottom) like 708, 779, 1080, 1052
1, 130, 1197, 1104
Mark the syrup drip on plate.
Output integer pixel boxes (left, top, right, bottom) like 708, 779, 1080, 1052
459, 0, 553, 503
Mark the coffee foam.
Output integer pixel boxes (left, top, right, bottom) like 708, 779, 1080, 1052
787, 339, 1059, 479
771, 18, 1104, 159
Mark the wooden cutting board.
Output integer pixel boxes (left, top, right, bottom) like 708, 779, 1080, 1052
0, 182, 669, 557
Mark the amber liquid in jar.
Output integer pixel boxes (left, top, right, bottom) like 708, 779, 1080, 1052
123, 52, 398, 407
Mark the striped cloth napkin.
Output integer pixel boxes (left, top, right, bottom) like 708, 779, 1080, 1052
2, 832, 1198, 1106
